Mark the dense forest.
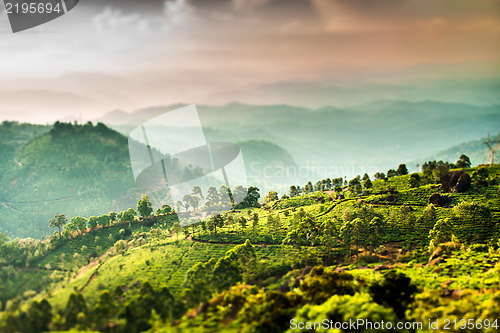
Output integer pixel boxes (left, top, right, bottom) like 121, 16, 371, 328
0, 130, 499, 332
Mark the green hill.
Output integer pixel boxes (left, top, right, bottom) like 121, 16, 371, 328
0, 121, 304, 239
0, 164, 499, 332
0, 122, 140, 238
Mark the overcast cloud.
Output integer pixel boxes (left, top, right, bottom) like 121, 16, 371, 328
0, 0, 499, 122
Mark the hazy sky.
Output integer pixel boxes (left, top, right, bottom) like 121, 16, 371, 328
0, 0, 499, 122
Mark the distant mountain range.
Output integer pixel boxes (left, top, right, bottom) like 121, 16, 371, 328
0, 99, 498, 238
207, 77, 500, 108
96, 100, 500, 180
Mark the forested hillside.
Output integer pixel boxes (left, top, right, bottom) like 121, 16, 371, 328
0, 159, 499, 332
0, 122, 139, 238
0, 122, 300, 238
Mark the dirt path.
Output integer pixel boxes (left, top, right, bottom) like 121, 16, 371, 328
76, 247, 115, 293
1, 202, 23, 213
79, 263, 103, 293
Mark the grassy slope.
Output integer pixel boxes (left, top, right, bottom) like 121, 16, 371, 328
3, 165, 499, 331
0, 123, 140, 238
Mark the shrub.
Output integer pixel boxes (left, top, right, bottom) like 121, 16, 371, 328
299, 266, 355, 304
469, 244, 489, 253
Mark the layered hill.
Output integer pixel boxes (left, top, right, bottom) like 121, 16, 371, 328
0, 122, 139, 238
98, 101, 500, 180
0, 164, 499, 332
0, 122, 298, 238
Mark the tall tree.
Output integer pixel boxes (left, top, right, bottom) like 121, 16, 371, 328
295, 216, 320, 246
230, 239, 257, 282
252, 212, 259, 235
88, 216, 98, 230
409, 173, 420, 188
387, 169, 397, 178
182, 194, 195, 212
173, 222, 182, 241
70, 216, 87, 234
340, 220, 354, 260
219, 185, 234, 208
429, 218, 454, 250
191, 185, 203, 199
109, 212, 117, 222
397, 164, 409, 176
367, 216, 384, 252
48, 214, 67, 236
97, 214, 111, 227
243, 186, 260, 207
421, 204, 437, 228
119, 208, 136, 223
456, 154, 471, 169
206, 186, 220, 206
239, 216, 248, 232
363, 178, 373, 190
319, 219, 338, 260
263, 191, 279, 204
137, 195, 153, 217
208, 215, 224, 234
399, 204, 414, 227
232, 185, 248, 205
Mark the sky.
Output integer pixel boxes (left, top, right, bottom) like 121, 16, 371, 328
0, 0, 499, 123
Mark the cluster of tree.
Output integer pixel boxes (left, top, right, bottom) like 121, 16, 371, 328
0, 281, 184, 333
287, 173, 376, 200
428, 201, 494, 249
182, 240, 257, 308
1, 259, 422, 333
289, 178, 344, 198
175, 185, 260, 213
49, 121, 119, 141
337, 205, 386, 258
420, 155, 472, 184
283, 198, 495, 262
346, 174, 373, 194
422, 155, 471, 174
281, 157, 470, 200
48, 209, 136, 238
0, 234, 47, 268
373, 156, 471, 189
173, 266, 417, 333
42, 195, 174, 244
